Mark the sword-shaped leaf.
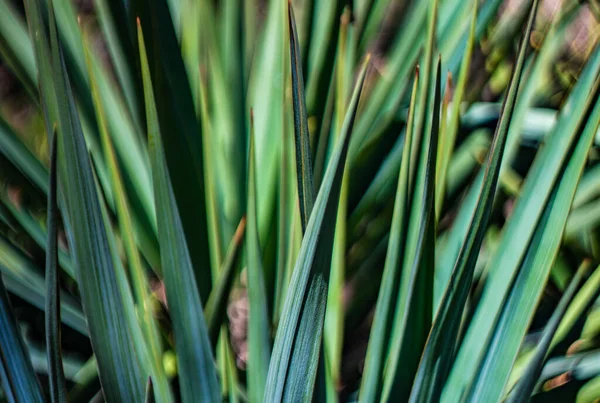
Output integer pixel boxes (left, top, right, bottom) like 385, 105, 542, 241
23, 0, 146, 400
139, 19, 221, 403
413, 2, 541, 401
264, 56, 370, 403
442, 18, 600, 403
0, 273, 44, 403
246, 114, 273, 403
289, 2, 315, 232
507, 261, 591, 403
359, 68, 420, 403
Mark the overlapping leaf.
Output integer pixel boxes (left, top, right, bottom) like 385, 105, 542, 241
264, 57, 370, 403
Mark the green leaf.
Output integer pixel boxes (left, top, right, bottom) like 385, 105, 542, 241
274, 81, 296, 327
45, 131, 67, 403
509, 258, 600, 388
508, 260, 591, 403
303, 0, 344, 144
435, 0, 478, 214
355, 0, 389, 50
0, 116, 48, 194
359, 68, 420, 403
370, 0, 441, 397
464, 77, 600, 400
204, 217, 246, 346
578, 374, 600, 403
23, 0, 146, 400
413, 1, 542, 401
0, 273, 44, 403
246, 114, 273, 403
140, 18, 221, 403
0, 235, 86, 335
435, 0, 580, 306
135, 0, 213, 302
146, 377, 156, 403
197, 61, 244, 402
93, 0, 142, 129
350, 0, 428, 153
1, 200, 74, 278
247, 0, 285, 244
324, 9, 354, 401
264, 56, 370, 403
0, 0, 37, 96
193, 0, 246, 250
84, 31, 173, 403
289, 1, 315, 232
443, 24, 600, 403
51, 0, 157, 265
383, 58, 441, 402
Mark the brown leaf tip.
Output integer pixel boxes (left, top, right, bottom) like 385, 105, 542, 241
234, 216, 247, 244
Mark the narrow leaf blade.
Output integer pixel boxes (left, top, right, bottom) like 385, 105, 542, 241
45, 131, 67, 403
139, 20, 221, 403
288, 2, 315, 232
264, 56, 370, 403
246, 116, 273, 402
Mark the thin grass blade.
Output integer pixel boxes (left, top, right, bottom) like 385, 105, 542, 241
1, 199, 74, 277
435, 1, 581, 306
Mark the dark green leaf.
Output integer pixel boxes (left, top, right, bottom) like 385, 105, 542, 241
0, 274, 44, 403
289, 2, 315, 232
45, 131, 67, 403
146, 377, 156, 403
23, 0, 146, 400
135, 0, 213, 302
140, 19, 221, 403
0, 116, 48, 194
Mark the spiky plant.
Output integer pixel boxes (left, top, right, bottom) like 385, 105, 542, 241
0, 0, 599, 401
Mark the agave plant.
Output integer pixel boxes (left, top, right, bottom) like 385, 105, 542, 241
0, 0, 599, 401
